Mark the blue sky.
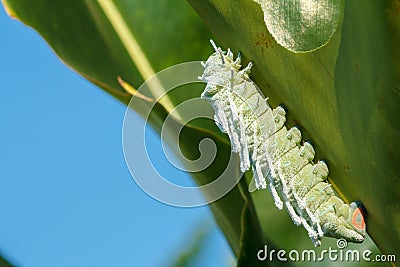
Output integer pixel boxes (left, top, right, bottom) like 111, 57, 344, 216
0, 6, 232, 267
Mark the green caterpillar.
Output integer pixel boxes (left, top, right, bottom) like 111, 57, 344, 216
199, 40, 366, 246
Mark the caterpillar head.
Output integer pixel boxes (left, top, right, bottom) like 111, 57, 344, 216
203, 40, 241, 70
200, 40, 243, 98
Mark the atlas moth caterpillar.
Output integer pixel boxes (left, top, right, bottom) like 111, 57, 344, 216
199, 40, 367, 246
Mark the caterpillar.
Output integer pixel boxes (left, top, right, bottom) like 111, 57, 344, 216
199, 40, 366, 246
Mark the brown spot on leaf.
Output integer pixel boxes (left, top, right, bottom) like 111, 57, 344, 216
255, 33, 272, 49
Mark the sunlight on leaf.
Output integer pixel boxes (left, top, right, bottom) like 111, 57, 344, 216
253, 0, 342, 52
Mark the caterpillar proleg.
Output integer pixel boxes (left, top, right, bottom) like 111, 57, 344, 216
199, 40, 366, 246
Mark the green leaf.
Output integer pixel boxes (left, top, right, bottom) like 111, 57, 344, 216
1, 0, 267, 264
168, 225, 210, 267
252, 0, 343, 52
2, 0, 213, 107
236, 181, 283, 267
0, 253, 14, 267
189, 0, 399, 259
